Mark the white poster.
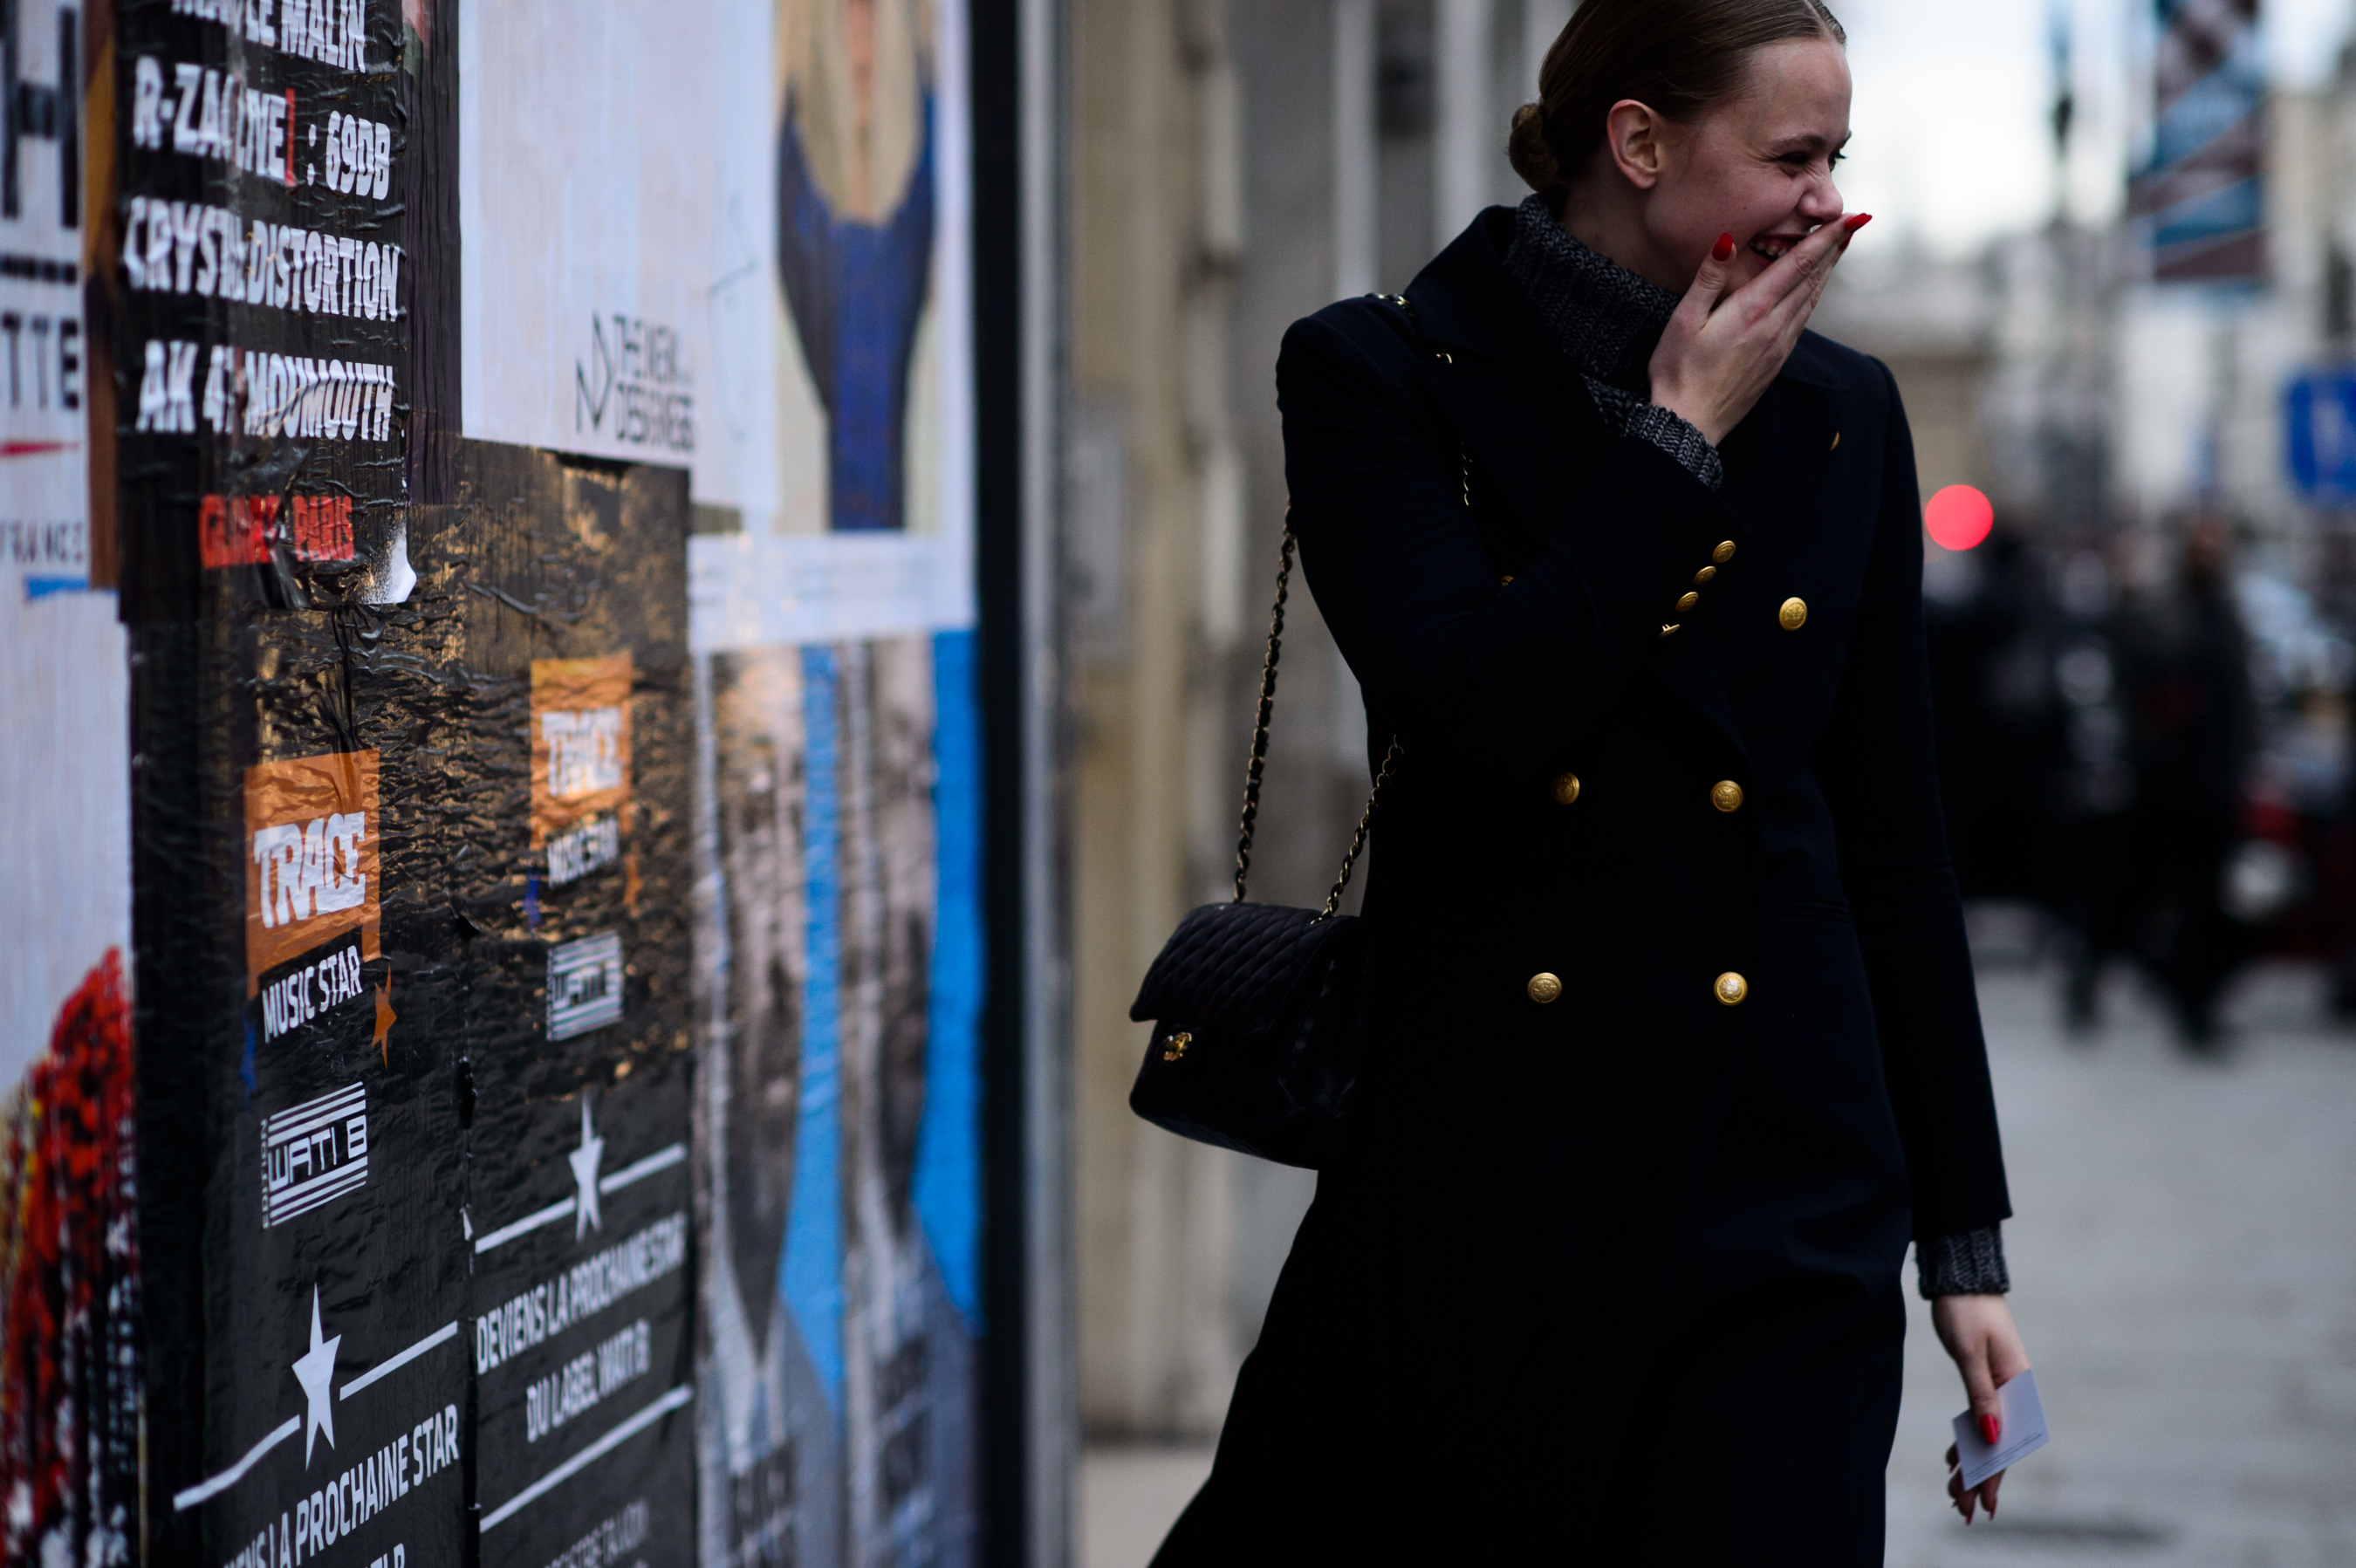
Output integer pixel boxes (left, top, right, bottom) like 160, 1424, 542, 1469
0, 10, 138, 1560
0, 0, 128, 1084
457, 0, 974, 647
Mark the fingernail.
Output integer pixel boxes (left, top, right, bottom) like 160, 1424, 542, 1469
1711, 232, 1736, 263
1980, 1414, 2001, 1445
1844, 212, 1873, 231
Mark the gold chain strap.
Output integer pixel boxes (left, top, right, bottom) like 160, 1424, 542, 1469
1230, 521, 1402, 912
1231, 524, 1294, 901
1323, 738, 1403, 916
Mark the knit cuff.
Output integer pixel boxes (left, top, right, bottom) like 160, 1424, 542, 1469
1623, 403, 1723, 491
1917, 1226, 2011, 1298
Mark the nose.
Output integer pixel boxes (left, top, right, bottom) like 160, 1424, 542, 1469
1799, 169, 1845, 224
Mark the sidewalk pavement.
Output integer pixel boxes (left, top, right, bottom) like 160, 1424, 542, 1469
1887, 955, 2356, 1566
1079, 955, 2356, 1566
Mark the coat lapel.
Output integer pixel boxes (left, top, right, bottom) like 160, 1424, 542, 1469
1405, 218, 1753, 763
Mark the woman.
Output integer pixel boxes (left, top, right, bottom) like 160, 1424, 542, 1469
1155, 2, 2029, 1560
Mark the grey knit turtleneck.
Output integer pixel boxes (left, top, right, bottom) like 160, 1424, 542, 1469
1501, 193, 1725, 492
1505, 194, 2012, 1301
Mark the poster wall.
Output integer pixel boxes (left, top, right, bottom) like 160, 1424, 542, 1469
0, 0, 989, 1558
458, 1, 983, 1564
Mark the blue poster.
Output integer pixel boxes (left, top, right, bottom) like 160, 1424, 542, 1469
686, 2, 984, 1564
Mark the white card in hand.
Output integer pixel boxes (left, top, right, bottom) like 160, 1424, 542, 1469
1951, 1367, 2051, 1491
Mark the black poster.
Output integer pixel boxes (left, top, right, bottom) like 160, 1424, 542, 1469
110, 2, 460, 1561
443, 443, 696, 1566
113, 0, 411, 624
131, 429, 695, 1567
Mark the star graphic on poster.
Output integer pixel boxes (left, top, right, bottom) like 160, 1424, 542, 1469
291, 1287, 342, 1465
569, 1098, 605, 1239
373, 977, 397, 1065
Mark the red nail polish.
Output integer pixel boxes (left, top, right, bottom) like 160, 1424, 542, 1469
1711, 232, 1736, 263
1845, 212, 1873, 231
1980, 1414, 2000, 1445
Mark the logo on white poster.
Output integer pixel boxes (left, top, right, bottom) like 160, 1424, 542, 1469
2, 0, 89, 596
573, 313, 692, 455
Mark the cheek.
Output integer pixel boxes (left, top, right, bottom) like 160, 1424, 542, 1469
1728, 184, 1810, 263
1653, 179, 1738, 262
1727, 177, 1798, 233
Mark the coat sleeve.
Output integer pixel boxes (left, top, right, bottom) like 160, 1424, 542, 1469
1277, 306, 1742, 779
1813, 359, 2013, 1239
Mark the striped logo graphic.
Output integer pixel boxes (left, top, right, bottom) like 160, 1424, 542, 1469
261, 1082, 369, 1228
549, 932, 625, 1042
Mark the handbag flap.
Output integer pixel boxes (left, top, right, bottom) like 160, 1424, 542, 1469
1129, 900, 1359, 1034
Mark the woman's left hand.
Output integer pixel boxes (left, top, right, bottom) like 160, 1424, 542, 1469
1931, 1292, 2031, 1523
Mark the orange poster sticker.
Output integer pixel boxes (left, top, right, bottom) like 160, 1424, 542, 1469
244, 750, 381, 995
531, 655, 633, 881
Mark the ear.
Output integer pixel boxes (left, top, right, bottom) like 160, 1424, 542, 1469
1603, 99, 1668, 190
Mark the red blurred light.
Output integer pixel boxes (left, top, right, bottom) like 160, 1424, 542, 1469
1925, 485, 1994, 551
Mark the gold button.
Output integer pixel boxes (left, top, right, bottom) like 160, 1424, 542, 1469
1712, 541, 1737, 564
1830, 431, 1841, 451
1659, 623, 1681, 639
1161, 1030, 1193, 1062
1528, 972, 1564, 1005
1711, 780, 1743, 812
1779, 597, 1808, 631
1551, 772, 1581, 806
1693, 565, 1716, 585
1676, 591, 1700, 613
1715, 972, 1749, 1006
1498, 573, 1515, 586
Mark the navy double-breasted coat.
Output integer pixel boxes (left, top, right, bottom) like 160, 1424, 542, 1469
1156, 209, 2012, 1560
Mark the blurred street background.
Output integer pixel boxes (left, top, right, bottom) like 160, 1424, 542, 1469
1064, 0, 2356, 1558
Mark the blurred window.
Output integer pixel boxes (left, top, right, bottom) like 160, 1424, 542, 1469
1067, 396, 1129, 663
2327, 239, 2353, 347
1378, 1, 1433, 137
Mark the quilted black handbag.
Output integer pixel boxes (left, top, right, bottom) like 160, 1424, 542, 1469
1127, 522, 1400, 1169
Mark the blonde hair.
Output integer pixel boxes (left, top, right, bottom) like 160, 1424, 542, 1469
778, 0, 933, 223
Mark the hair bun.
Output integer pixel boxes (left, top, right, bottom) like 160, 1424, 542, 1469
1508, 100, 1558, 191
